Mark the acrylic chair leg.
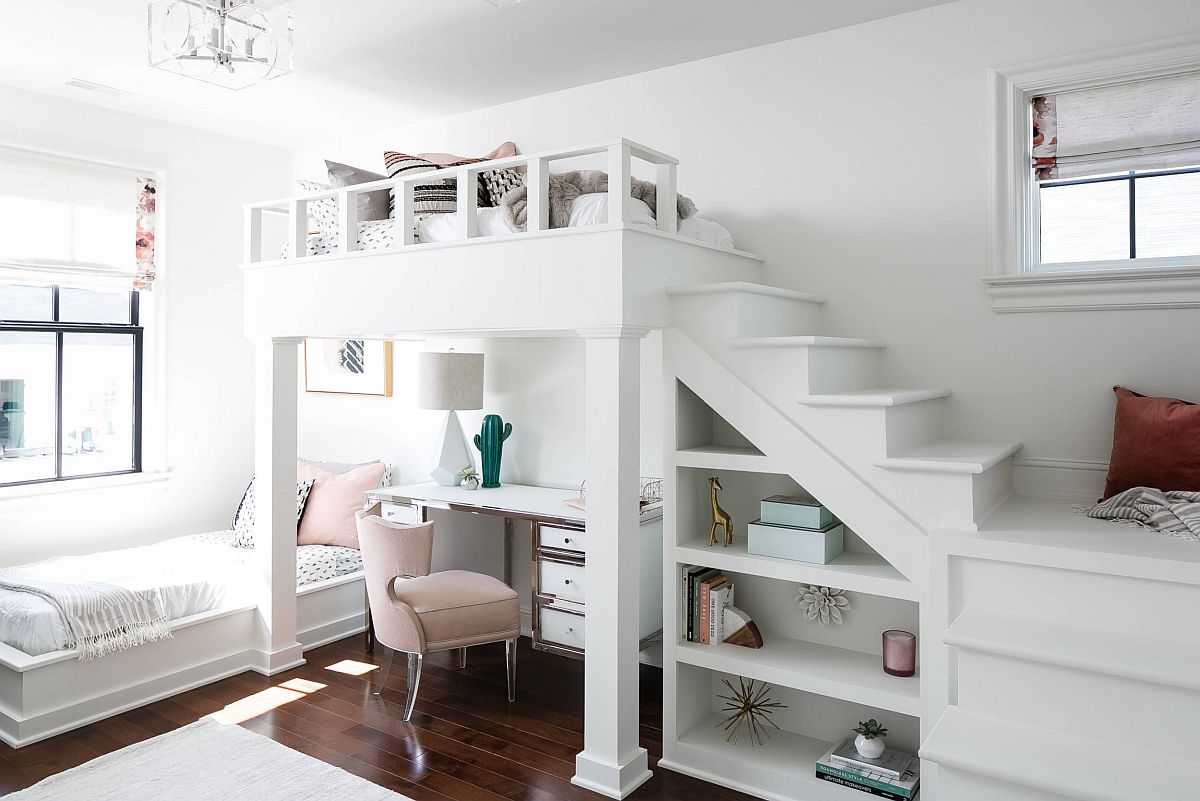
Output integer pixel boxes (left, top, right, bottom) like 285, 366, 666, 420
403, 652, 423, 721
374, 646, 395, 696
456, 646, 467, 668
506, 638, 517, 703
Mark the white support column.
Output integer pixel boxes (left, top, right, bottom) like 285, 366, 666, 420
527, 157, 550, 232
243, 206, 263, 264
288, 199, 307, 260
253, 337, 305, 674
573, 326, 652, 799
607, 143, 631, 225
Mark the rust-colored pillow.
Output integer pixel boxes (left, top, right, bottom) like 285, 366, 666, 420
1102, 386, 1200, 500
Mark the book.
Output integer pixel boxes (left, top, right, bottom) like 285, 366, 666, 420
690, 568, 720, 642
709, 582, 734, 643
681, 566, 704, 643
830, 737, 913, 779
697, 575, 726, 644
814, 771, 909, 800
682, 566, 718, 642
816, 741, 919, 799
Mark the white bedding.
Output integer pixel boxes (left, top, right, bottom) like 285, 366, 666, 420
292, 193, 735, 257
0, 533, 363, 657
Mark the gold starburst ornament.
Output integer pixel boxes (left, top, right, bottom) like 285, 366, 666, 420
716, 677, 786, 745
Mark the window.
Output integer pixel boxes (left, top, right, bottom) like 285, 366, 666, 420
986, 39, 1200, 312
0, 146, 155, 487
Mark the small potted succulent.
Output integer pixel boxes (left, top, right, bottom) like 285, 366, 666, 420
853, 719, 888, 759
459, 466, 480, 491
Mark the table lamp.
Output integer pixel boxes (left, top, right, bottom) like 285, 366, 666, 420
418, 350, 484, 487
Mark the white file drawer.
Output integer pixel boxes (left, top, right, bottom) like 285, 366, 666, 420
538, 557, 586, 604
538, 605, 585, 651
538, 524, 585, 554
380, 502, 419, 524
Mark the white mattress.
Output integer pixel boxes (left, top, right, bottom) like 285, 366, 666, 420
291, 192, 735, 257
0, 532, 363, 657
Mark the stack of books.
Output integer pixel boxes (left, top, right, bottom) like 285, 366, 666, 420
815, 738, 920, 799
747, 493, 845, 564
680, 566, 735, 644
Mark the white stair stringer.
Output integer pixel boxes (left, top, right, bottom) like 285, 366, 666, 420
671, 283, 1019, 530
666, 328, 927, 586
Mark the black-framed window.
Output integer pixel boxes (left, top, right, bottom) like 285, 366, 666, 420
1039, 165, 1200, 266
0, 282, 142, 488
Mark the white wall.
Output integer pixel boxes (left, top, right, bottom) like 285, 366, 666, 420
0, 85, 291, 566
292, 0, 1200, 500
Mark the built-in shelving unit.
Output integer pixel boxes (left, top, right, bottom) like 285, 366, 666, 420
661, 378, 923, 801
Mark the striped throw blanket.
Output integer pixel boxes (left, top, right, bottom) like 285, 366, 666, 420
0, 573, 170, 660
1085, 486, 1200, 542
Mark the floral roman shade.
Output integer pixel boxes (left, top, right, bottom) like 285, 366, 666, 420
133, 178, 157, 291
1032, 71, 1200, 181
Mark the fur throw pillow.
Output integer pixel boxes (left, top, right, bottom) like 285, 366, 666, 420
500, 169, 697, 232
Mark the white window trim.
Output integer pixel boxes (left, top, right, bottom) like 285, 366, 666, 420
985, 33, 1200, 312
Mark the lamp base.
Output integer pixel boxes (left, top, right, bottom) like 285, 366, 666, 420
430, 410, 473, 487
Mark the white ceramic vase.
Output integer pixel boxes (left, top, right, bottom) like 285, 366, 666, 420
855, 734, 886, 759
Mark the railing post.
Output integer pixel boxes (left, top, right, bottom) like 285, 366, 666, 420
457, 168, 479, 240
244, 206, 263, 264
337, 189, 359, 254
607, 143, 631, 225
527, 157, 550, 232
398, 182, 416, 246
655, 162, 678, 233
289, 198, 308, 260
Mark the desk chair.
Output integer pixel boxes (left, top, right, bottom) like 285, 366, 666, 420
356, 509, 520, 721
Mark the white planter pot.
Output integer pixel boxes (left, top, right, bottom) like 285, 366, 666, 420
855, 734, 886, 759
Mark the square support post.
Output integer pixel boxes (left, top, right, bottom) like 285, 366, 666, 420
572, 326, 652, 799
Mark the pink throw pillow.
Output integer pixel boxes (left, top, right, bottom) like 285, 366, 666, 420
416, 141, 517, 166
297, 460, 385, 548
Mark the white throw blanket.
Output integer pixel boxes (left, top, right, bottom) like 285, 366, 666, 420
1085, 486, 1200, 542
0, 572, 170, 660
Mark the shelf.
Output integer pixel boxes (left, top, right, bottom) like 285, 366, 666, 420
922, 706, 1193, 801
676, 638, 919, 716
675, 539, 919, 601
675, 446, 775, 472
661, 714, 847, 801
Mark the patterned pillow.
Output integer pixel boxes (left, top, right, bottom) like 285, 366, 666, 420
297, 179, 337, 235
382, 153, 458, 215
232, 478, 316, 548
481, 168, 525, 207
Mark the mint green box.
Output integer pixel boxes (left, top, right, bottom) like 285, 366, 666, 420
747, 519, 844, 564
761, 493, 833, 530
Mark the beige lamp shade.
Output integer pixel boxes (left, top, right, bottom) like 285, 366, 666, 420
417, 351, 484, 410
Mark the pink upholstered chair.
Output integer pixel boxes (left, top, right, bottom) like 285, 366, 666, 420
356, 509, 520, 720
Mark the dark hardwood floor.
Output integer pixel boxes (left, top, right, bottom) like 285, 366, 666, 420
0, 636, 755, 800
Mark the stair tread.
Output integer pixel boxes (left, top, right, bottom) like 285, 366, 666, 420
875, 441, 1021, 473
732, 335, 886, 349
796, 388, 951, 407
921, 707, 1194, 801
666, 281, 827, 304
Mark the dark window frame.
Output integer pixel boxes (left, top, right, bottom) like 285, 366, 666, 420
1039, 165, 1200, 261
0, 284, 143, 488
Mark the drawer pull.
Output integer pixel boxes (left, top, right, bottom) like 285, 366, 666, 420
563, 537, 571, 544
565, 627, 574, 634
563, 579, 572, 585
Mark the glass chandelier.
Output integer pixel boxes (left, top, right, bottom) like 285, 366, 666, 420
147, 0, 293, 90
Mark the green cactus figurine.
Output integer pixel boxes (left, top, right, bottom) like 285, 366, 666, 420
473, 414, 512, 488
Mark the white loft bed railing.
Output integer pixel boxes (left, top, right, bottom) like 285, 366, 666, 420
243, 138, 681, 264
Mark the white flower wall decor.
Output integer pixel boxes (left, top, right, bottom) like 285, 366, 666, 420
796, 584, 850, 626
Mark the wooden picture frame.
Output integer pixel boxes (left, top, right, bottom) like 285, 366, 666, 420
303, 339, 393, 396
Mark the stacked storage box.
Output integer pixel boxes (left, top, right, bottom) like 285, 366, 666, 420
747, 493, 844, 564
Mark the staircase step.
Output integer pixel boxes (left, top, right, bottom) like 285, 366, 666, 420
666, 281, 827, 304
921, 707, 1193, 801
732, 335, 886, 349
796, 388, 951, 407
874, 441, 1021, 474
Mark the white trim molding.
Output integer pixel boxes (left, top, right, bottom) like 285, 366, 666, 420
1011, 456, 1107, 503
987, 33, 1200, 312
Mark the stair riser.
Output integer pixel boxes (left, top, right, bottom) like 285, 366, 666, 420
878, 459, 1013, 530
670, 292, 823, 341
957, 650, 1200, 756
939, 767, 1075, 801
731, 347, 881, 395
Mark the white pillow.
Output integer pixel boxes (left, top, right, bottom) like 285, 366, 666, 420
231, 478, 316, 548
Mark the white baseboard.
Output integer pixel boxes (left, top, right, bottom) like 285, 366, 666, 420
1012, 457, 1108, 503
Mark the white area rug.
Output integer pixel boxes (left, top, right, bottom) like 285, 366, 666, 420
8, 717, 410, 800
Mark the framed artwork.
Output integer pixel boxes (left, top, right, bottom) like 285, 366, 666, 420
303, 339, 393, 396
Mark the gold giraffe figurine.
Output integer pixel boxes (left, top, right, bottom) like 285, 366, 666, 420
708, 476, 733, 547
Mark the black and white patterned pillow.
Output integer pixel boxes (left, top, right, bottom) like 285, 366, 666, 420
297, 179, 337, 235
232, 478, 316, 548
481, 168, 525, 207
383, 152, 458, 215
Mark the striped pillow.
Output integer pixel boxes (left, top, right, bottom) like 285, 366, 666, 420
382, 152, 459, 215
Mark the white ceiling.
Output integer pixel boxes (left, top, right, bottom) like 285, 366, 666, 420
1, 0, 957, 149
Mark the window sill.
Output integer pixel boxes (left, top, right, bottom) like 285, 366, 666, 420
0, 470, 173, 510
983, 266, 1200, 313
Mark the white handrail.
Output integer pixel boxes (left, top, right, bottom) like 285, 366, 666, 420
242, 138, 680, 264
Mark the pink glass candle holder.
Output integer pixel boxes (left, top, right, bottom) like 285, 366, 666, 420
882, 630, 916, 677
